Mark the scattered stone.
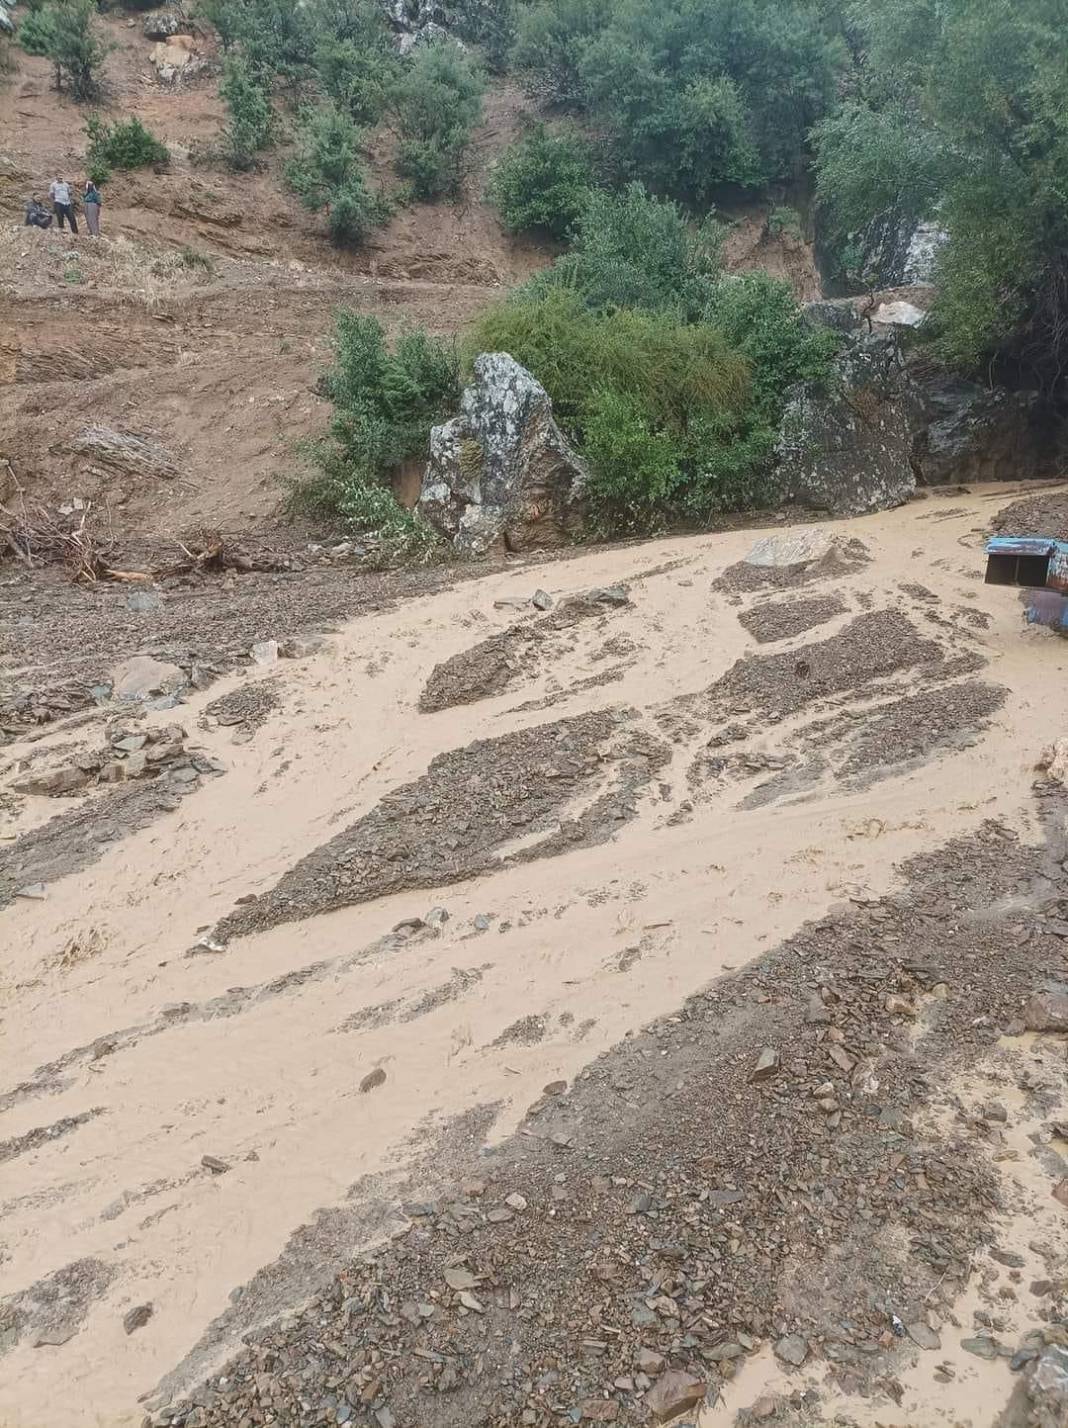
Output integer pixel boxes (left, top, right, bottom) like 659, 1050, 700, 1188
249, 640, 279, 666
443, 1268, 476, 1291
774, 1335, 809, 1367
907, 1322, 941, 1350
961, 1336, 1001, 1360
123, 1304, 153, 1335
532, 589, 553, 611
360, 1068, 387, 1094
110, 656, 185, 703
644, 1369, 706, 1423
279, 636, 323, 660
751, 1396, 778, 1422
581, 1400, 619, 1422
201, 1155, 229, 1174
1024, 990, 1068, 1033
458, 1291, 485, 1313
1030, 1346, 1068, 1420
637, 1349, 665, 1374
15, 884, 48, 900
751, 1047, 781, 1080
505, 1192, 528, 1211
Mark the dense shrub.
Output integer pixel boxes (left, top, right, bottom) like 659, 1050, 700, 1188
286, 104, 390, 245
85, 115, 169, 183
513, 0, 843, 203
581, 389, 682, 535
390, 43, 485, 200
449, 0, 518, 72
198, 0, 315, 77
219, 54, 272, 169
20, 0, 111, 100
316, 33, 398, 125
294, 314, 460, 557
531, 183, 723, 320
488, 124, 595, 240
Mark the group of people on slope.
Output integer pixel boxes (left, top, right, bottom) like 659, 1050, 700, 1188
24, 177, 104, 237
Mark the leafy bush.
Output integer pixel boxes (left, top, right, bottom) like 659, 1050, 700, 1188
198, 0, 315, 77
488, 124, 595, 240
531, 183, 723, 320
390, 42, 485, 200
767, 205, 803, 240
219, 54, 272, 169
581, 389, 681, 535
449, 0, 517, 72
85, 115, 169, 183
315, 34, 398, 125
469, 288, 747, 434
707, 273, 838, 423
294, 313, 460, 557
511, 0, 611, 107
20, 0, 112, 100
286, 104, 390, 246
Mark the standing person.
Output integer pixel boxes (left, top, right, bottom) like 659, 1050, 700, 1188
83, 179, 102, 237
48, 176, 78, 233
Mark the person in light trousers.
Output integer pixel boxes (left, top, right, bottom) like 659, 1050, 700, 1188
83, 180, 102, 236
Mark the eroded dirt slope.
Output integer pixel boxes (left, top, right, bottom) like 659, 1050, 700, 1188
2, 486, 1068, 1428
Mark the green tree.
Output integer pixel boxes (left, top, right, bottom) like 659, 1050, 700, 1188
20, 0, 111, 100
816, 0, 1068, 379
198, 0, 314, 77
219, 53, 273, 169
286, 104, 391, 246
390, 42, 486, 200
487, 124, 596, 239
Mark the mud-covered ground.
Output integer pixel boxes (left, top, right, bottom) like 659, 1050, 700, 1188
2, 485, 1068, 1428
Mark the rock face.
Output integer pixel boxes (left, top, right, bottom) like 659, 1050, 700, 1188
776, 331, 917, 516
142, 8, 187, 39
417, 353, 587, 554
780, 295, 1061, 511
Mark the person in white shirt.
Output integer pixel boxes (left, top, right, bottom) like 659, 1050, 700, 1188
48, 177, 78, 234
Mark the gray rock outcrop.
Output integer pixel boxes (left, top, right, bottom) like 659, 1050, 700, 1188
776, 331, 917, 516
142, 8, 188, 39
417, 353, 587, 554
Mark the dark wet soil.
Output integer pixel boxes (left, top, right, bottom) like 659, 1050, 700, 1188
738, 595, 849, 645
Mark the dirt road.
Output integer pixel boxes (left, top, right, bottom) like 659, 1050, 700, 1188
2, 487, 1068, 1428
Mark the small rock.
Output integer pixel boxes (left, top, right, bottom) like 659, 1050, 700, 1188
279, 636, 322, 659
1011, 1347, 1040, 1372
125, 589, 163, 614
15, 884, 48, 900
443, 1268, 476, 1291
201, 1155, 229, 1174
637, 1349, 665, 1374
374, 1409, 395, 1428
505, 1192, 528, 1211
644, 1369, 706, 1423
426, 906, 450, 927
907, 1322, 941, 1350
705, 1342, 745, 1362
487, 1207, 514, 1223
751, 1047, 781, 1080
33, 1327, 75, 1347
580, 1401, 618, 1422
532, 589, 553, 610
751, 1396, 778, 1422
123, 1304, 153, 1335
458, 1290, 485, 1313
774, 1335, 809, 1367
1024, 989, 1068, 1033
961, 1336, 1001, 1360
250, 640, 279, 666
360, 1068, 387, 1094
884, 994, 916, 1017
110, 655, 185, 703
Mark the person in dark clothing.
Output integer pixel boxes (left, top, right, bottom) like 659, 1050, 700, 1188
49, 177, 78, 233
24, 195, 53, 229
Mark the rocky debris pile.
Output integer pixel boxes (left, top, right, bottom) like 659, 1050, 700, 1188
690, 609, 946, 724
418, 354, 588, 555
201, 680, 280, 743
67, 427, 180, 481
11, 723, 223, 797
991, 491, 1068, 545
213, 709, 667, 942
714, 532, 871, 594
738, 594, 848, 645
149, 817, 1068, 1428
420, 586, 632, 713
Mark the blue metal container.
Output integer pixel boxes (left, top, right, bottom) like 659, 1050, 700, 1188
985, 536, 1068, 631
